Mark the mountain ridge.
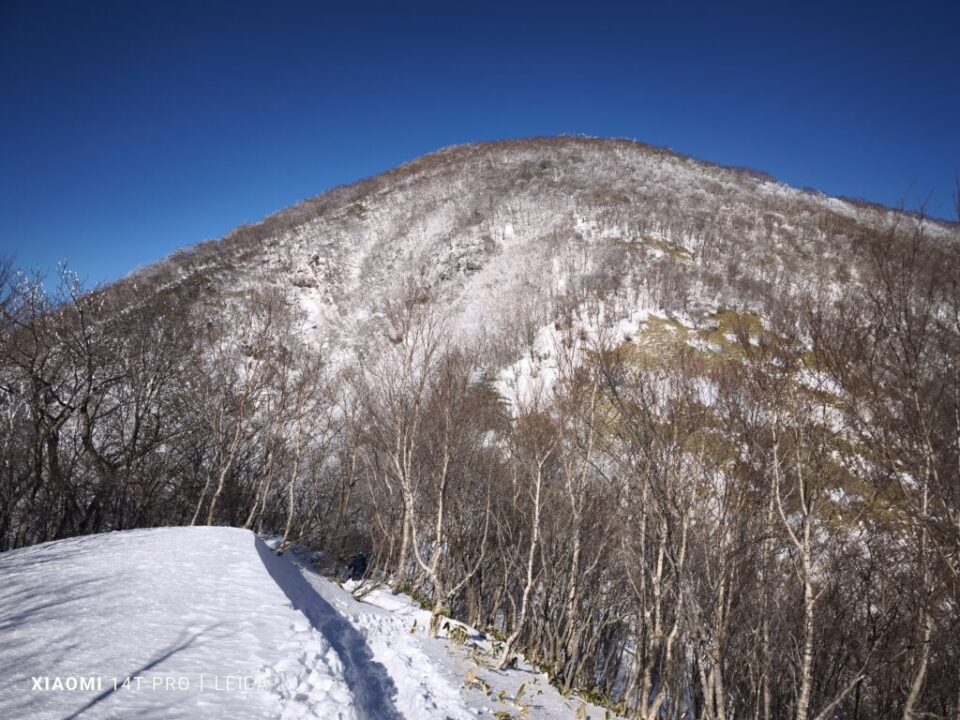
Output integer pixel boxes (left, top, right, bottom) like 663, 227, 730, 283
132, 135, 957, 286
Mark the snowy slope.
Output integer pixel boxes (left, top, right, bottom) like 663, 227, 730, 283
0, 527, 618, 720
0, 527, 356, 720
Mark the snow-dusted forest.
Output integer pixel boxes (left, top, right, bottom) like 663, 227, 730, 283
2, 138, 959, 719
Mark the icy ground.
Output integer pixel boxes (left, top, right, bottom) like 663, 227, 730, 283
0, 527, 617, 719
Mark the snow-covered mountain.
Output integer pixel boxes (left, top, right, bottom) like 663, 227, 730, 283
126, 136, 954, 360
3, 137, 958, 720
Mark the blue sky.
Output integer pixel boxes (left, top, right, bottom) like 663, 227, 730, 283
1, 0, 957, 285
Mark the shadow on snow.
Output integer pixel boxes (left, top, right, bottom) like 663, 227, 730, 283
255, 537, 403, 720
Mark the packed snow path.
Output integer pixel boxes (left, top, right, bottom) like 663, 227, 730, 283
0, 527, 415, 719
0, 527, 617, 719
255, 540, 404, 720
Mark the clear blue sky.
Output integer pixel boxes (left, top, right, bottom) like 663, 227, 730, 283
1, 0, 957, 285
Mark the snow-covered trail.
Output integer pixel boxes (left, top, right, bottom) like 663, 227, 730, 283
293, 558, 474, 720
1, 527, 615, 719
296, 559, 618, 720
0, 528, 361, 719
256, 541, 406, 720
